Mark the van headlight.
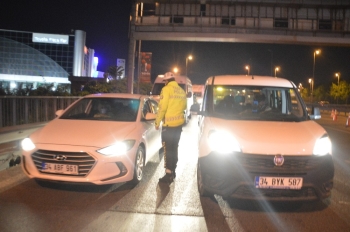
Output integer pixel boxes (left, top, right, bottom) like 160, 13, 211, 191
208, 130, 241, 154
313, 136, 332, 156
21, 138, 36, 151
97, 140, 135, 156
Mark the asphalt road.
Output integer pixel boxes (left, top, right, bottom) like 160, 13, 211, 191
0, 114, 349, 232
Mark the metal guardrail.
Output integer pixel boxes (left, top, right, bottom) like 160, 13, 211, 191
306, 103, 350, 116
0, 96, 349, 129
0, 96, 81, 128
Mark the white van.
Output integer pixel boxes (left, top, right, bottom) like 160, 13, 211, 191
196, 75, 334, 201
151, 72, 193, 123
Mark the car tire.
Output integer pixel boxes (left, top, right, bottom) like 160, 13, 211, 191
131, 146, 145, 185
197, 162, 213, 197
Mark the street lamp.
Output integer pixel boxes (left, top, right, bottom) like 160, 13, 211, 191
313, 49, 321, 86
245, 65, 250, 75
335, 73, 340, 85
298, 83, 303, 92
185, 55, 193, 76
275, 67, 280, 77
173, 67, 179, 74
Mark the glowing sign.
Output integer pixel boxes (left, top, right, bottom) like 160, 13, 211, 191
32, 33, 69, 44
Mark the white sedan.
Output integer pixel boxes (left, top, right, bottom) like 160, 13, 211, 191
21, 93, 161, 185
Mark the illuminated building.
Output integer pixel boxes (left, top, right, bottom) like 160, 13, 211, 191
0, 29, 98, 93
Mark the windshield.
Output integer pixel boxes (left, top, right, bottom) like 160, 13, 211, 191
60, 98, 140, 122
204, 85, 307, 122
151, 83, 186, 95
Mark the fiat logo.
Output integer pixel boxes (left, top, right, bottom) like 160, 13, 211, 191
274, 154, 284, 166
54, 155, 67, 161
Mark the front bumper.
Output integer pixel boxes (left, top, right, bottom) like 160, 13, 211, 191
198, 152, 334, 201
21, 145, 137, 185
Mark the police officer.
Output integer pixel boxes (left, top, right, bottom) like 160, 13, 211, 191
155, 73, 187, 183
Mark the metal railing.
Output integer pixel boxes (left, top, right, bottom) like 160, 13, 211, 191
306, 103, 350, 116
0, 96, 81, 129
1, 96, 349, 130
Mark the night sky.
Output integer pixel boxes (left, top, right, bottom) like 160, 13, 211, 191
1, 0, 349, 87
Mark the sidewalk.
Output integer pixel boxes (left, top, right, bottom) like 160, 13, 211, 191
0, 122, 46, 172
0, 122, 47, 144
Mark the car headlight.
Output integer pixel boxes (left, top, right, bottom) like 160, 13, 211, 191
21, 138, 36, 151
208, 130, 241, 154
313, 135, 332, 156
97, 140, 136, 156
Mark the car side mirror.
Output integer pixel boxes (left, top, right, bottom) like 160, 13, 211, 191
144, 112, 157, 120
55, 109, 64, 117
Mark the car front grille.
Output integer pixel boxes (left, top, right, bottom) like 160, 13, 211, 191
31, 150, 96, 177
240, 155, 320, 170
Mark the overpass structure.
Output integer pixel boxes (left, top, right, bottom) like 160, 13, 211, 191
127, 0, 350, 92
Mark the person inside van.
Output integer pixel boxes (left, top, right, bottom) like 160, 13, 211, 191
254, 93, 271, 113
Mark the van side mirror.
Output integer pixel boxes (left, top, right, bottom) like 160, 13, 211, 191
190, 104, 200, 114
309, 106, 321, 120
187, 92, 192, 98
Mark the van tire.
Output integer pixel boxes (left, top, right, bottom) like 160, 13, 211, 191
197, 162, 213, 197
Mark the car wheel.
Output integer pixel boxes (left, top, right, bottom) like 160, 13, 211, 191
197, 162, 213, 197
131, 146, 145, 184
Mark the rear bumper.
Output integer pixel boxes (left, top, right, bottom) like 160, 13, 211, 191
198, 152, 334, 201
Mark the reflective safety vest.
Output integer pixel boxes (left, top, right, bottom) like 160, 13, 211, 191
155, 81, 187, 127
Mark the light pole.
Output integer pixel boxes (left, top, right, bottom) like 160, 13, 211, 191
185, 55, 193, 76
309, 78, 314, 103
335, 73, 340, 85
268, 49, 273, 76
245, 65, 250, 75
275, 67, 280, 78
313, 49, 321, 87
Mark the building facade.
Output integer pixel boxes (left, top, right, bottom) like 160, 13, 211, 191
0, 29, 97, 93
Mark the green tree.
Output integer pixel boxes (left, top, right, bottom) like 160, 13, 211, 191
104, 65, 124, 80
330, 81, 350, 104
79, 80, 113, 96
313, 85, 328, 103
300, 87, 309, 101
136, 82, 152, 95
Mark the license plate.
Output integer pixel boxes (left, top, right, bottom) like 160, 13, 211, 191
41, 162, 79, 175
255, 176, 303, 189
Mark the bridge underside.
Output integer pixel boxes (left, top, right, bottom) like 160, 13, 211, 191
133, 30, 350, 46
127, 0, 350, 92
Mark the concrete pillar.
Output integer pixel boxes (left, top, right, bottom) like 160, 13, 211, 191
127, 3, 137, 93
73, 30, 86, 77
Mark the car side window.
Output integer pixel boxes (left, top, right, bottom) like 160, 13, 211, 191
149, 99, 159, 114
142, 100, 151, 118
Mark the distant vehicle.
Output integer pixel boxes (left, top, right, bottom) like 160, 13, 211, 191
150, 72, 193, 123
21, 93, 162, 185
196, 75, 334, 201
192, 84, 205, 105
318, 101, 330, 106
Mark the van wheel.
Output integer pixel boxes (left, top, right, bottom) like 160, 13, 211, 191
197, 162, 213, 197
